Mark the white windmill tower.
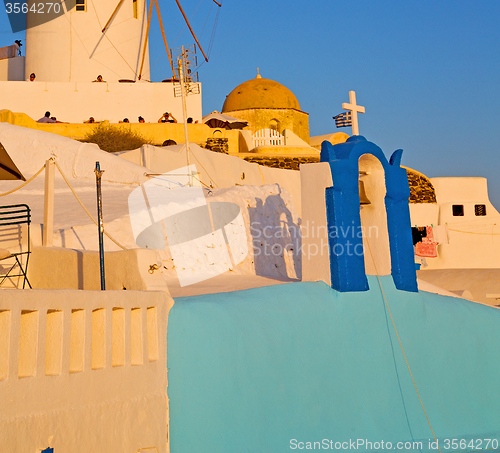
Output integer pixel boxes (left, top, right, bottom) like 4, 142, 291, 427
25, 0, 150, 82
0, 0, 219, 123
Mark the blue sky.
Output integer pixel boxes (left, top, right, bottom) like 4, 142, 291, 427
2, 0, 500, 206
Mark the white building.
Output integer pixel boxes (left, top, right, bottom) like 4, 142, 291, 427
409, 177, 500, 269
0, 0, 202, 123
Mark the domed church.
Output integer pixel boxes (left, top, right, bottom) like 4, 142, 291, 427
222, 70, 310, 143
219, 70, 323, 169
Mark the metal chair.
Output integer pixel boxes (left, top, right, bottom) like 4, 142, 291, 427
0, 204, 31, 289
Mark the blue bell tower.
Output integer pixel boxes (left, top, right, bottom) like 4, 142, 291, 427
321, 135, 418, 293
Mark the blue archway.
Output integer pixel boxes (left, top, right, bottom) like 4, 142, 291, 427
321, 135, 417, 292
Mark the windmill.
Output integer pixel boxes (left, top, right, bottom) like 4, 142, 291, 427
100, 0, 221, 81
24, 0, 221, 84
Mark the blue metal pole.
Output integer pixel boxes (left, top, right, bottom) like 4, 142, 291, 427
95, 162, 106, 290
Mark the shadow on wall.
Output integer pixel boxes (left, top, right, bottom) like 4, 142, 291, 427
248, 194, 301, 280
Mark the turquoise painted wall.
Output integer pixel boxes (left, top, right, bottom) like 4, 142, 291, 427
167, 277, 500, 452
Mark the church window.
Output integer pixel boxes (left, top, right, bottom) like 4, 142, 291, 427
133, 0, 138, 19
269, 119, 280, 132
75, 0, 86, 12
452, 204, 464, 216
475, 204, 487, 216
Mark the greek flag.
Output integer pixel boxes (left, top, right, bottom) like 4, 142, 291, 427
333, 112, 352, 128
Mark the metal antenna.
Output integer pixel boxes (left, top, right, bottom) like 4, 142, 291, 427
172, 45, 200, 186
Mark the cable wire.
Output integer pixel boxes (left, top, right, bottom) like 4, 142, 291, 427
362, 217, 442, 453
0, 165, 45, 197
53, 160, 128, 250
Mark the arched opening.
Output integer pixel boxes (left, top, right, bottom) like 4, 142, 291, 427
269, 118, 280, 132
358, 154, 391, 276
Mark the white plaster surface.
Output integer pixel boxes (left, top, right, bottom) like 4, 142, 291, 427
425, 177, 500, 269
409, 203, 439, 227
309, 132, 350, 149
282, 129, 317, 150
359, 154, 391, 276
117, 143, 302, 213
417, 269, 500, 307
0, 288, 172, 453
0, 124, 302, 289
300, 162, 332, 285
0, 80, 202, 124
416, 278, 473, 300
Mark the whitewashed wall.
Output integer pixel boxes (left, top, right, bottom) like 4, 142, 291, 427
425, 177, 500, 269
25, 0, 150, 83
0, 289, 172, 453
0, 80, 202, 124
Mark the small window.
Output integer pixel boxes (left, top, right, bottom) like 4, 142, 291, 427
452, 204, 464, 216
475, 204, 487, 216
133, 0, 138, 19
76, 0, 86, 12
269, 119, 280, 132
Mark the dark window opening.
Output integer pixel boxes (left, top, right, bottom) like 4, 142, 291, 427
133, 0, 138, 18
475, 204, 487, 216
452, 204, 464, 216
411, 227, 427, 246
76, 0, 86, 11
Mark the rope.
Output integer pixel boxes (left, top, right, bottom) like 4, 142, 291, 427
199, 1, 214, 38
89, 0, 138, 78
192, 175, 213, 190
0, 165, 45, 197
188, 147, 219, 188
144, 171, 212, 190
0, 160, 127, 250
361, 218, 441, 453
191, 0, 222, 74
441, 216, 500, 227
53, 161, 127, 250
207, 0, 221, 57
448, 228, 500, 236
170, 0, 203, 47
59, 2, 123, 79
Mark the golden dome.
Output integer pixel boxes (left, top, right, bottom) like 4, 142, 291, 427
222, 74, 301, 112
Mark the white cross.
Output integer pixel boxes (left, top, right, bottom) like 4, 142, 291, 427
342, 91, 365, 136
